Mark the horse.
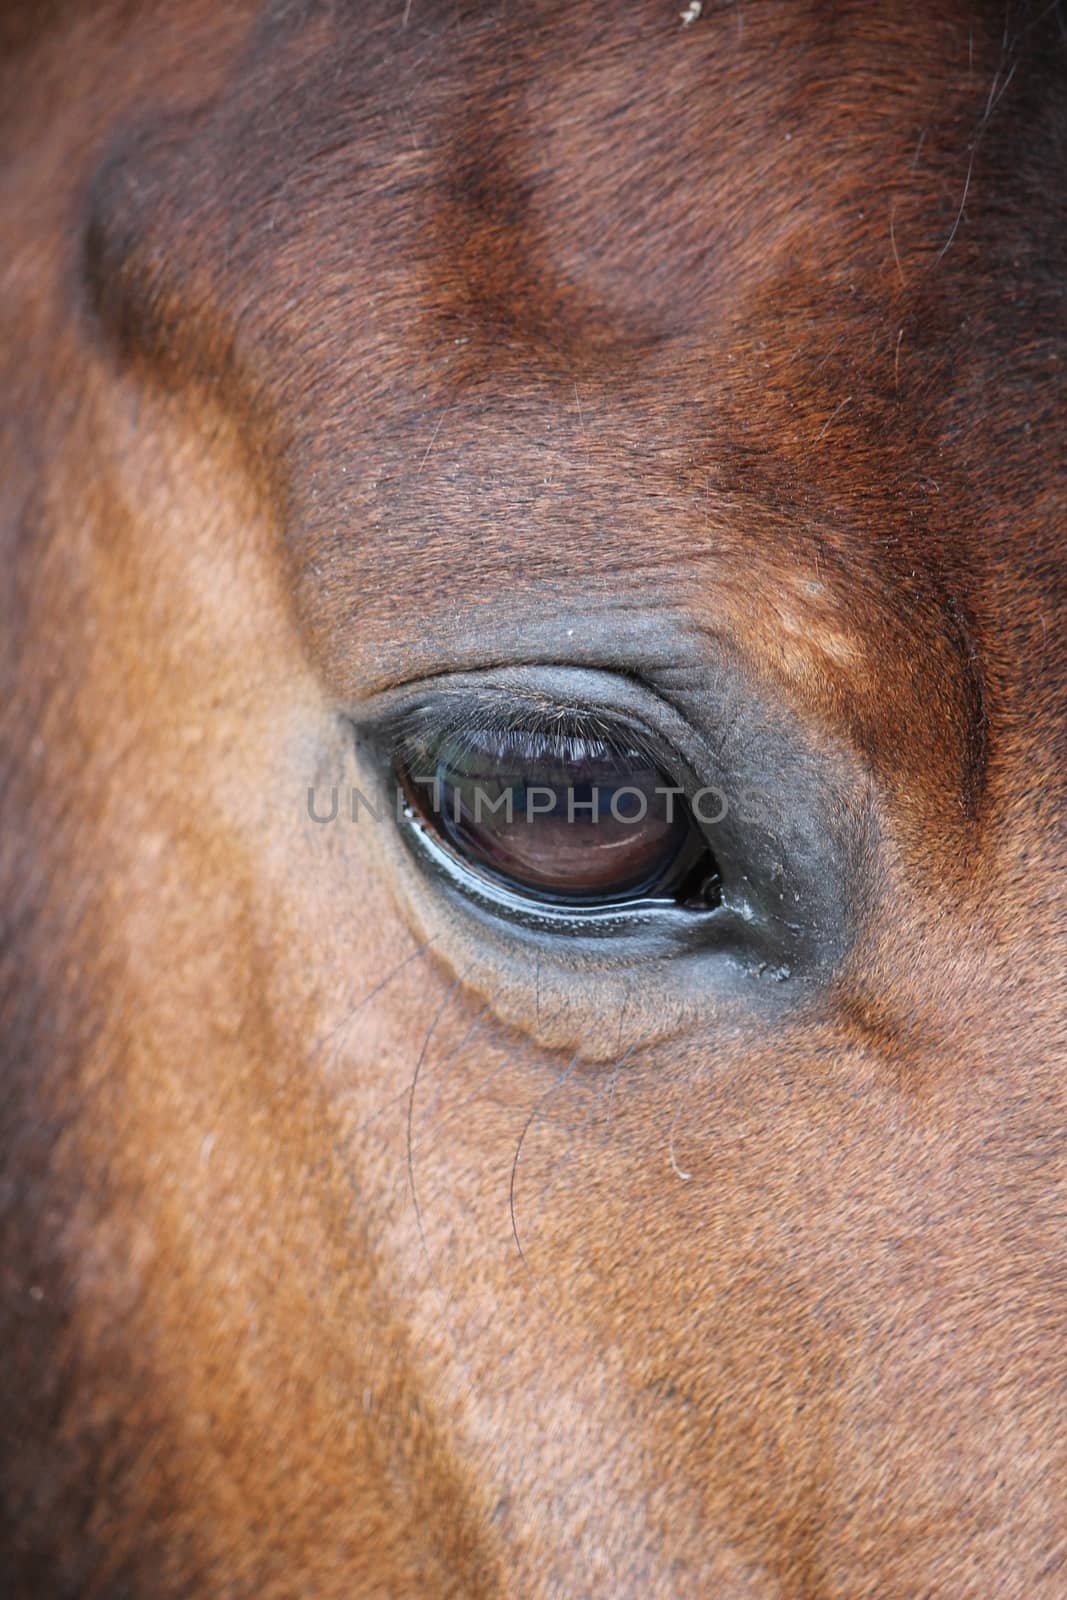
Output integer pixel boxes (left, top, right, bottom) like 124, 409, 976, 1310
2, 1, 1064, 1594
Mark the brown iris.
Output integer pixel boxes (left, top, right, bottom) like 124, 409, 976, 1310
398, 723, 720, 908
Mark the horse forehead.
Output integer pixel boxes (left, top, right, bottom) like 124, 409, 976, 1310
81, 0, 1059, 759
86, 3, 974, 568
86, 0, 985, 394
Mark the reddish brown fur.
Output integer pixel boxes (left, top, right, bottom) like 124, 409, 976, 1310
2, 2, 1066, 1595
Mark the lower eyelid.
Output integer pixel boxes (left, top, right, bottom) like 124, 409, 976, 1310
398, 800, 724, 935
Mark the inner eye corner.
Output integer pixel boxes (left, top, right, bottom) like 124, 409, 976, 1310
390, 708, 723, 917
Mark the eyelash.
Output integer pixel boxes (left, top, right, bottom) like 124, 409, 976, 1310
390, 695, 673, 780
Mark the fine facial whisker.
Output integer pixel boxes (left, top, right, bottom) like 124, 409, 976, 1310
527, 1044, 639, 1227
406, 967, 470, 1299
509, 1048, 583, 1300
311, 934, 438, 1070
413, 993, 499, 1138
667, 1056, 709, 1183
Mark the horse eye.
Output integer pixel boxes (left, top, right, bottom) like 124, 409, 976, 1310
396, 724, 722, 910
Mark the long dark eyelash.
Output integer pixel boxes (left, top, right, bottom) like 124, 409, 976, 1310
391, 689, 667, 771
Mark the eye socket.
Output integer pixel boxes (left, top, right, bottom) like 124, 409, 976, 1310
395, 715, 721, 911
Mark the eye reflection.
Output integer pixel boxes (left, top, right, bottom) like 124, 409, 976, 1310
397, 720, 721, 909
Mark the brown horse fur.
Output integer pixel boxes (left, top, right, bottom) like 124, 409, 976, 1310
2, 2, 1065, 1595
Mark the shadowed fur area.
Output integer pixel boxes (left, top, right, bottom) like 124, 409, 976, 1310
1, 2, 1066, 1595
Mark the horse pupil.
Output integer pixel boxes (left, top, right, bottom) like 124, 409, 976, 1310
399, 724, 717, 906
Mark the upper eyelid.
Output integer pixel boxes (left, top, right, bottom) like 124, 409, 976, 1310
349, 668, 707, 782
350, 664, 685, 728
